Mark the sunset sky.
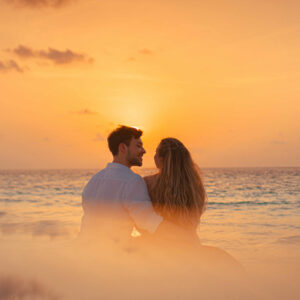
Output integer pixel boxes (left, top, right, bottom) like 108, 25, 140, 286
1, 0, 299, 169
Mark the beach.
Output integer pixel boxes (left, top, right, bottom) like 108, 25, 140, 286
0, 167, 299, 299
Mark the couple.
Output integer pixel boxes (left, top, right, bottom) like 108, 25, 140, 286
80, 125, 240, 270
80, 125, 205, 243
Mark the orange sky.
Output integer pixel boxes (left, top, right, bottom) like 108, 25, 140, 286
0, 0, 299, 169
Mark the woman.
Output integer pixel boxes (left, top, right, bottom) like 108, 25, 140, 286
144, 138, 206, 239
143, 138, 242, 271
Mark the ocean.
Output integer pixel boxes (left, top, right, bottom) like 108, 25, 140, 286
1, 167, 299, 269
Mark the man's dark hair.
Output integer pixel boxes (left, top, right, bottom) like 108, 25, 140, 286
107, 125, 143, 156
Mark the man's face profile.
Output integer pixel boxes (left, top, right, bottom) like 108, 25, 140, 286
126, 137, 146, 166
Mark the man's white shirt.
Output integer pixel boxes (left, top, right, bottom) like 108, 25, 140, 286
81, 162, 162, 238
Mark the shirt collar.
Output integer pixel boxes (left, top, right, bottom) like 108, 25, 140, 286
106, 162, 132, 172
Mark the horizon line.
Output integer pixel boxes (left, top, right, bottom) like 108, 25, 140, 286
0, 165, 299, 171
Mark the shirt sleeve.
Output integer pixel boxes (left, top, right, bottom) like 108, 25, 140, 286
122, 175, 163, 234
81, 179, 94, 214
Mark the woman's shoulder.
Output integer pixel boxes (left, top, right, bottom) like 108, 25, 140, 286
143, 174, 159, 186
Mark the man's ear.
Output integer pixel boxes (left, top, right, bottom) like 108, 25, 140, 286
119, 143, 127, 154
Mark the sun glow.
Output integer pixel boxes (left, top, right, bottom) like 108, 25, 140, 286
105, 97, 154, 132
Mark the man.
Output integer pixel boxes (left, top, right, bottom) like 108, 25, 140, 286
80, 125, 163, 243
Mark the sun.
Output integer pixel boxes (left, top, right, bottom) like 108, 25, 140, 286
108, 98, 154, 132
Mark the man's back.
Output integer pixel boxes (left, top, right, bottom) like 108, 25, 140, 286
80, 162, 162, 242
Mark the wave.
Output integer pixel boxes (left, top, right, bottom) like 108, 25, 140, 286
208, 200, 291, 206
276, 235, 300, 244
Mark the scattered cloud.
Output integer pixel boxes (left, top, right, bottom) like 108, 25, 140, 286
138, 48, 154, 55
271, 140, 286, 145
0, 220, 71, 238
0, 60, 24, 73
74, 108, 98, 115
39, 47, 93, 64
11, 44, 35, 58
0, 275, 60, 300
270, 132, 286, 146
2, 0, 73, 9
126, 48, 154, 62
8, 45, 94, 65
127, 56, 136, 62
94, 133, 105, 142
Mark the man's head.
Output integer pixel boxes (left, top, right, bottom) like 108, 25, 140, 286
107, 125, 145, 167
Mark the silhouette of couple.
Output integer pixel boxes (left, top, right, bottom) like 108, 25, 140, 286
80, 125, 241, 271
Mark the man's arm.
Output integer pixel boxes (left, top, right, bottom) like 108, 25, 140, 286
122, 175, 163, 234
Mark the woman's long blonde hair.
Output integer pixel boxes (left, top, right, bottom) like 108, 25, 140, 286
150, 138, 207, 227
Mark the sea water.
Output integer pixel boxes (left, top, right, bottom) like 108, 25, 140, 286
1, 167, 299, 266
0, 168, 299, 299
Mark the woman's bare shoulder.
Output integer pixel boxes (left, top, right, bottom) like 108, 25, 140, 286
144, 174, 158, 184
144, 174, 159, 191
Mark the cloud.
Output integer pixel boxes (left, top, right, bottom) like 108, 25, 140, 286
0, 275, 60, 300
0, 220, 71, 238
138, 48, 154, 55
39, 48, 93, 64
0, 60, 24, 73
126, 49, 154, 62
0, 212, 6, 218
271, 140, 286, 145
2, 0, 73, 8
127, 57, 136, 62
94, 133, 105, 142
74, 109, 98, 115
11, 44, 35, 58
9, 45, 94, 65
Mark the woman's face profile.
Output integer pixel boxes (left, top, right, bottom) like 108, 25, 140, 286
154, 145, 163, 169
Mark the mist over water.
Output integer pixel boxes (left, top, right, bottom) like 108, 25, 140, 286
0, 168, 299, 299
